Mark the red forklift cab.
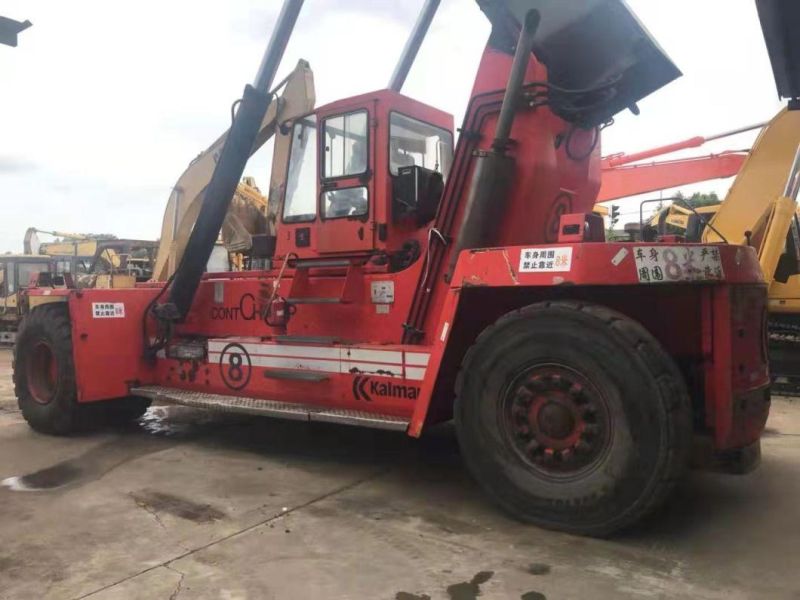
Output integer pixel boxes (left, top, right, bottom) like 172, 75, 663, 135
275, 90, 454, 260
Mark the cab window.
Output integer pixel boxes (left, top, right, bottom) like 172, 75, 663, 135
389, 112, 453, 179
283, 115, 318, 223
323, 187, 368, 219
5, 266, 14, 294
323, 111, 368, 179
17, 262, 49, 290
55, 259, 71, 274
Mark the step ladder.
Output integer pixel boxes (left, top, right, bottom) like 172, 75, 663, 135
286, 257, 364, 305
131, 385, 410, 431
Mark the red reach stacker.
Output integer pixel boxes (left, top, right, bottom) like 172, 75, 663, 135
13, 0, 771, 536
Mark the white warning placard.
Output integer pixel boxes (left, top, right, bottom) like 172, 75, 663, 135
519, 247, 573, 273
371, 281, 395, 304
633, 246, 724, 283
92, 302, 125, 318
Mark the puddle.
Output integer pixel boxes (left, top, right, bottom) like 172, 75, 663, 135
0, 406, 200, 492
0, 404, 252, 493
520, 592, 546, 600
139, 404, 234, 437
2, 463, 82, 491
1, 433, 171, 492
446, 571, 494, 600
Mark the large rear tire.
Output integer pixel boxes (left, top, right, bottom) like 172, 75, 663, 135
13, 304, 82, 435
454, 301, 692, 537
13, 305, 151, 433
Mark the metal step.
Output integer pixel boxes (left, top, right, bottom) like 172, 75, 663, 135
130, 386, 410, 431
286, 297, 342, 304
291, 258, 353, 269
262, 369, 329, 382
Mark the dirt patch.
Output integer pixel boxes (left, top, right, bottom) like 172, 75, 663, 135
131, 490, 226, 524
526, 563, 551, 575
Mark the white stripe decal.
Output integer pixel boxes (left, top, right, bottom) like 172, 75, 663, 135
341, 361, 402, 377
209, 341, 340, 360
405, 352, 430, 366
405, 367, 426, 381
209, 353, 404, 378
207, 339, 430, 381
343, 348, 403, 364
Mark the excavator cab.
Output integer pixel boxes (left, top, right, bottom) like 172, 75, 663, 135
0, 255, 54, 344
275, 91, 453, 261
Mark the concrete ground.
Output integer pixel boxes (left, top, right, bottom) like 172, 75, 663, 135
0, 348, 798, 600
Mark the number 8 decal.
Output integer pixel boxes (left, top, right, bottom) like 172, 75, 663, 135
219, 343, 251, 390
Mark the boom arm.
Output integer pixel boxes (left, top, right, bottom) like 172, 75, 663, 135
598, 152, 747, 202
152, 59, 315, 281
597, 122, 764, 202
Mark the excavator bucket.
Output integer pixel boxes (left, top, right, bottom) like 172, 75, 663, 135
478, 0, 681, 127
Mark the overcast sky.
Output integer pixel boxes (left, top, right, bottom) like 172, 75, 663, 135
0, 0, 785, 252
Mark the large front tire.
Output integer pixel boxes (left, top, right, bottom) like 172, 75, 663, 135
13, 304, 81, 435
455, 301, 692, 537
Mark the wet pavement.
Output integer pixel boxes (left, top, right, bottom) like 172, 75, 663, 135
0, 348, 799, 599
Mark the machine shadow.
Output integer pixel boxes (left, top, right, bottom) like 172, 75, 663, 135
128, 404, 764, 542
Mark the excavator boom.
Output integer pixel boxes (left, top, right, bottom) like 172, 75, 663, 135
704, 108, 800, 245
597, 122, 764, 203
598, 152, 747, 202
152, 60, 315, 281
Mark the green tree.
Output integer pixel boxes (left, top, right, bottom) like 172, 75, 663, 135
674, 191, 721, 208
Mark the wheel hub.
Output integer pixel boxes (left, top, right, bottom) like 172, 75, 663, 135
26, 341, 58, 405
537, 401, 575, 440
503, 365, 610, 476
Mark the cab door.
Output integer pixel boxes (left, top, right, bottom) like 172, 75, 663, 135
316, 107, 374, 254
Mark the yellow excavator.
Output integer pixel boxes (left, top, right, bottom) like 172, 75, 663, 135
0, 254, 53, 344
1, 231, 161, 343
151, 60, 315, 281
23, 228, 159, 286
20, 62, 313, 297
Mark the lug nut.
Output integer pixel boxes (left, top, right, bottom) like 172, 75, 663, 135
526, 439, 541, 454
